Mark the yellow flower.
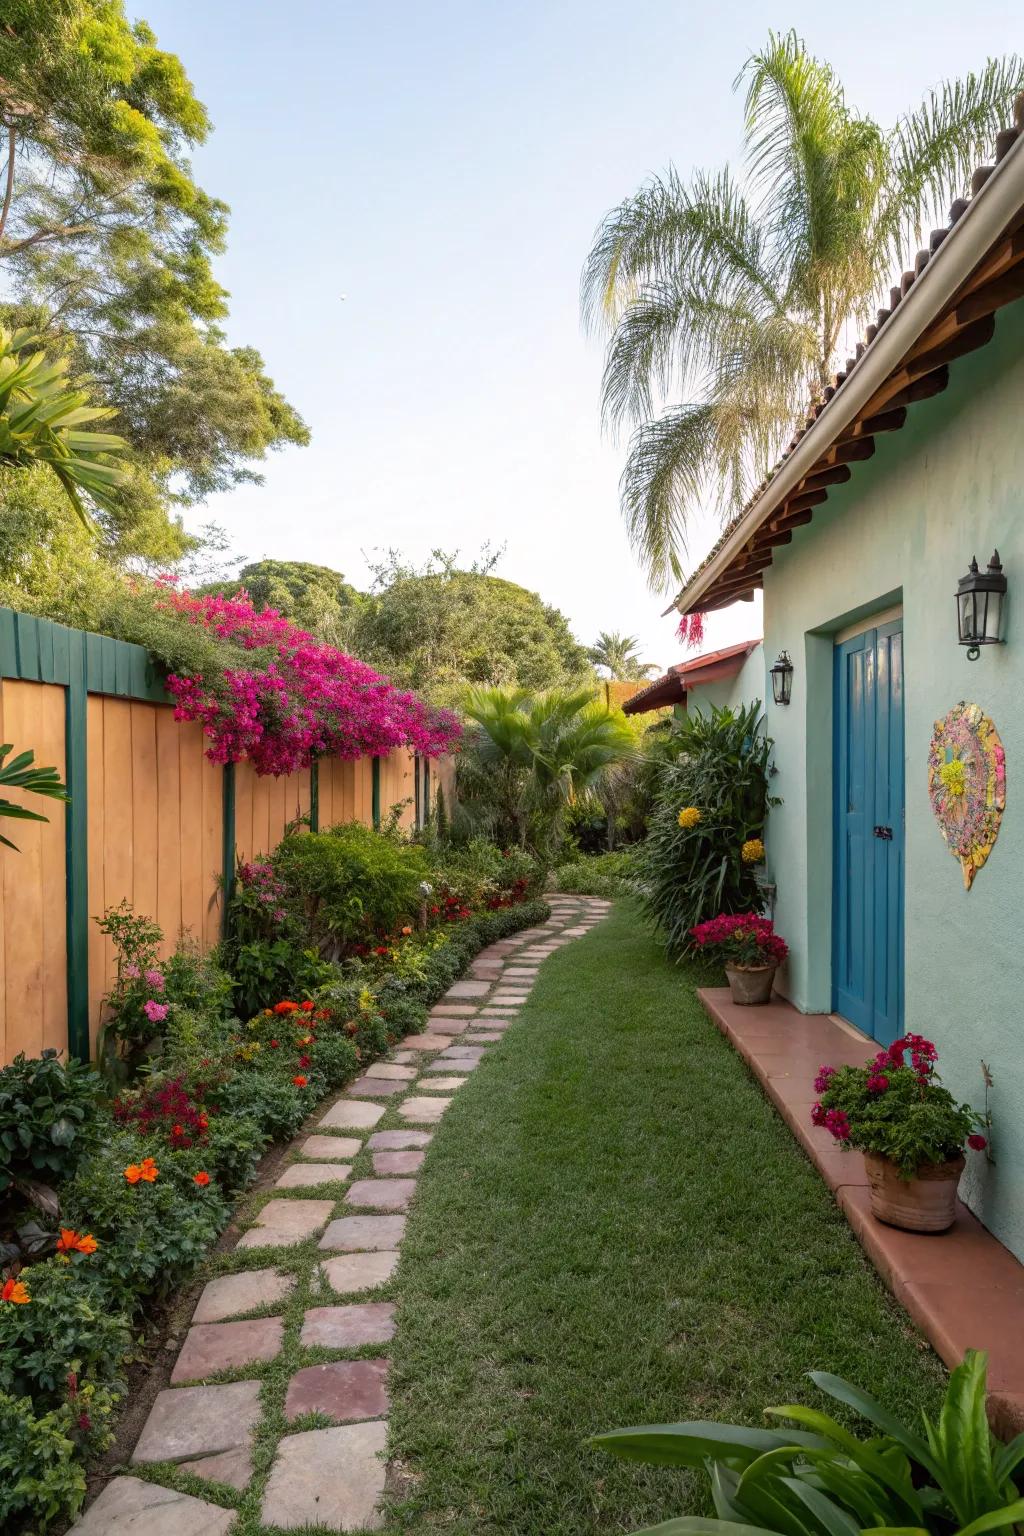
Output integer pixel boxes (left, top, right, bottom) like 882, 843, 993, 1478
939, 758, 967, 798
677, 806, 701, 829
741, 838, 765, 864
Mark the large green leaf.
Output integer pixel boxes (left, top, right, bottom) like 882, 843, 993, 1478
808, 1374, 935, 1476
592, 1423, 829, 1469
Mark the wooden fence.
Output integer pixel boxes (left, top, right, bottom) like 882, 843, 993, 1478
0, 609, 452, 1068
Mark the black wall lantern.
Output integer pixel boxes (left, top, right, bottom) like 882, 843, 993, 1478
956, 551, 1007, 660
770, 650, 794, 705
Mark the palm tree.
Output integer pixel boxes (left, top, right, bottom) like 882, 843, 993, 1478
582, 34, 1024, 588
456, 686, 634, 858
587, 631, 660, 680
0, 325, 127, 526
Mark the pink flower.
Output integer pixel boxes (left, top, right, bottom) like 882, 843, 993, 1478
967, 1134, 987, 1151
143, 999, 169, 1023
122, 963, 141, 980
824, 1108, 851, 1141
866, 1074, 889, 1093
813, 1066, 836, 1093
144, 968, 165, 990
810, 1102, 827, 1127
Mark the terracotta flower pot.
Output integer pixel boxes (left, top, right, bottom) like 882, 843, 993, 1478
724, 961, 777, 1005
864, 1151, 965, 1233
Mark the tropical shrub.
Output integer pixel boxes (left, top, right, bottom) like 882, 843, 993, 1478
0, 1052, 104, 1200
553, 850, 635, 898
593, 1350, 1024, 1536
272, 825, 428, 959
634, 702, 778, 953
690, 913, 788, 967
813, 1034, 987, 1175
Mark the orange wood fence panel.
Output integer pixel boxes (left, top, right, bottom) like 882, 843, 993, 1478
234, 763, 312, 862
0, 680, 68, 1065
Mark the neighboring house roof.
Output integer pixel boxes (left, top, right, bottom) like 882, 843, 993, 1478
622, 640, 760, 715
668, 100, 1024, 619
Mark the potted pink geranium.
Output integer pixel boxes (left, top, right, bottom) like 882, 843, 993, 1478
812, 1034, 988, 1232
690, 913, 788, 1005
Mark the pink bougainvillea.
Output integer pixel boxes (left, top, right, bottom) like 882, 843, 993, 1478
160, 589, 461, 776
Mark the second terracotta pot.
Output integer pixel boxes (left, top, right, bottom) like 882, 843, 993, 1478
864, 1150, 964, 1232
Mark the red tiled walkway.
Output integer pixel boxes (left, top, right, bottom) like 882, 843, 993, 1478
699, 987, 1024, 1436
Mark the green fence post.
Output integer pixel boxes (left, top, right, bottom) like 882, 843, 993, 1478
372, 757, 381, 829
310, 760, 319, 833
424, 758, 431, 824
221, 762, 236, 934
64, 631, 90, 1062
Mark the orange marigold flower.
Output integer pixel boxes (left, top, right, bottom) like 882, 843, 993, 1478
401, 925, 412, 936
124, 1163, 143, 1184
139, 1157, 159, 1182
1, 1278, 29, 1304
274, 1000, 298, 1014
193, 1171, 211, 1187
292, 1074, 308, 1088
56, 1228, 98, 1256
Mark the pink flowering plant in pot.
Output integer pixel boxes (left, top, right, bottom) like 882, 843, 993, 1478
812, 1034, 988, 1232
689, 913, 788, 1005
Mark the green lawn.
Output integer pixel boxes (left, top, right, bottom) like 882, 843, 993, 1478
385, 899, 945, 1536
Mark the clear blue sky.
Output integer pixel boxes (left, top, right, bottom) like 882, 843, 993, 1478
139, 0, 1018, 669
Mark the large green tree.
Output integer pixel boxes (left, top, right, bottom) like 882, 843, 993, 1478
352, 551, 592, 706
200, 560, 364, 648
0, 1, 307, 563
583, 34, 1024, 587
587, 630, 659, 681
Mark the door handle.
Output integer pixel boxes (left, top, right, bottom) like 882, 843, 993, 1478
873, 825, 893, 840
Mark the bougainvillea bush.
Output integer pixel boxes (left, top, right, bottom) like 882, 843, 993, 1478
812, 1034, 987, 1176
159, 586, 461, 775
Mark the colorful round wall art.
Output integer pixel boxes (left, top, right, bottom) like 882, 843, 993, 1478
928, 701, 1005, 889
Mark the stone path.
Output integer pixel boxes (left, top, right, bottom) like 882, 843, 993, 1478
74, 895, 609, 1534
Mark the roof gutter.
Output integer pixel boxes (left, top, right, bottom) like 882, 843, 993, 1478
669, 131, 1024, 616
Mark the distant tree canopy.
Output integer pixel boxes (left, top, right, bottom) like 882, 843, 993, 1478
200, 560, 364, 648
0, 0, 308, 566
351, 552, 592, 706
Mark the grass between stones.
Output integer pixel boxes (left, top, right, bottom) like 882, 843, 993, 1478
382, 898, 946, 1536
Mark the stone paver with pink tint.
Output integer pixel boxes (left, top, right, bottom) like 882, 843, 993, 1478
300, 1301, 396, 1347
346, 1176, 417, 1211
72, 895, 609, 1535
285, 1358, 390, 1422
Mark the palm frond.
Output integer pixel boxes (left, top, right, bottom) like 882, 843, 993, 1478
618, 404, 723, 590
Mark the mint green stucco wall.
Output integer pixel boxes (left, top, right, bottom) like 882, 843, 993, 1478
738, 296, 1024, 1259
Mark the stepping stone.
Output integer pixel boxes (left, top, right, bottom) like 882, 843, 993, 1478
365, 1063, 415, 1080
285, 1358, 390, 1423
261, 1420, 387, 1531
465, 1032, 503, 1043
320, 1099, 385, 1130
392, 1049, 415, 1064
318, 1250, 399, 1294
367, 1129, 432, 1150
193, 1268, 295, 1324
372, 1149, 424, 1175
491, 993, 529, 1004
276, 1162, 351, 1188
133, 1380, 262, 1463
504, 967, 538, 979
425, 1056, 478, 1073
300, 1301, 396, 1347
237, 1198, 335, 1249
346, 1177, 417, 1211
444, 979, 489, 998
301, 1135, 362, 1160
429, 1003, 476, 1016
171, 1316, 284, 1383
398, 1096, 453, 1124
347, 1075, 405, 1097
438, 1046, 485, 1061
190, 1445, 253, 1491
402, 1033, 452, 1052
426, 1017, 470, 1034
71, 1477, 235, 1535
320, 1214, 406, 1251
419, 1075, 467, 1090
476, 1012, 513, 1022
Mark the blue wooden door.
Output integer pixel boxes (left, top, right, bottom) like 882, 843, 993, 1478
833, 621, 904, 1043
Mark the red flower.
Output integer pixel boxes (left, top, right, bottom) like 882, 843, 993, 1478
967, 1134, 988, 1151
293, 1074, 308, 1088
374, 945, 389, 956
269, 1039, 279, 1048
300, 999, 315, 1011
194, 1171, 211, 1186
274, 1000, 299, 1014
298, 1054, 311, 1068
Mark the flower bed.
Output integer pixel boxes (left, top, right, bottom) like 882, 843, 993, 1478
0, 829, 548, 1531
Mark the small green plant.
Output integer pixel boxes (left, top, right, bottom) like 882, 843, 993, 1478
593, 1350, 1024, 1536
0, 1259, 130, 1410
93, 902, 166, 1079
0, 1051, 104, 1196
813, 1034, 987, 1176
0, 1390, 89, 1531
554, 849, 635, 897
634, 702, 779, 953
0, 744, 68, 851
